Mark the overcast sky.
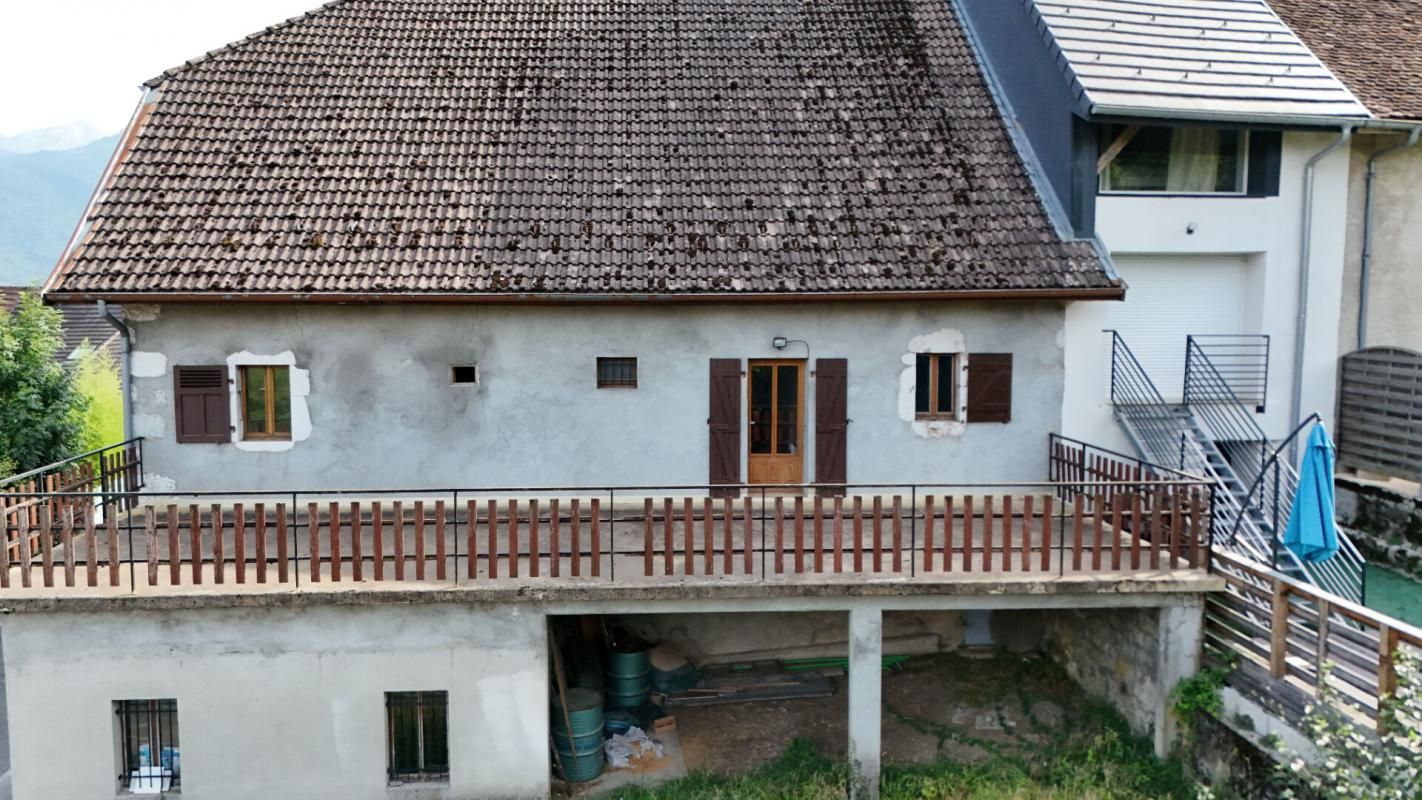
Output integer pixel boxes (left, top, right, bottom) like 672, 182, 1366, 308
0, 0, 321, 137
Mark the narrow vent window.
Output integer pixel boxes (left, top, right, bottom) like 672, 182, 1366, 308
450, 365, 479, 385
596, 357, 638, 388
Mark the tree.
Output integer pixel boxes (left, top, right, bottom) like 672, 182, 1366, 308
0, 291, 86, 472
71, 344, 122, 453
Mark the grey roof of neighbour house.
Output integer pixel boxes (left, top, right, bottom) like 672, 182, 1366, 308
44, 0, 1119, 301
0, 287, 120, 362
1030, 0, 1371, 123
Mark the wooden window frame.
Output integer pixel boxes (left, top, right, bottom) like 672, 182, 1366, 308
915, 353, 958, 420
239, 365, 292, 441
596, 357, 638, 389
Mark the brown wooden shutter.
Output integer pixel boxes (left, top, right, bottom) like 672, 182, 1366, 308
966, 354, 1013, 423
708, 359, 741, 496
174, 365, 231, 444
814, 358, 848, 494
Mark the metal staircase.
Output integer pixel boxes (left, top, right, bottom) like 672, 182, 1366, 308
1106, 331, 1366, 603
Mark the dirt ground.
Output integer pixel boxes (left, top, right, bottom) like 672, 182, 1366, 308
673, 653, 1071, 776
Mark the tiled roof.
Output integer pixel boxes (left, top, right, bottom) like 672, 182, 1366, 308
48, 0, 1115, 300
1, 286, 121, 362
1031, 0, 1369, 122
1267, 0, 1422, 121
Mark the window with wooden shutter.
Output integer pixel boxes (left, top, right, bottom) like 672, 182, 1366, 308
814, 358, 848, 494
966, 354, 1013, 423
708, 359, 741, 496
173, 366, 231, 444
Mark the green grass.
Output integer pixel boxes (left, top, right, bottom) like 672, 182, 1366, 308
609, 655, 1199, 799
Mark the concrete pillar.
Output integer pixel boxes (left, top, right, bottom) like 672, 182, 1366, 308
847, 607, 882, 800
1153, 602, 1204, 757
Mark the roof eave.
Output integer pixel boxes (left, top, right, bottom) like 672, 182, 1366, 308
1088, 103, 1372, 130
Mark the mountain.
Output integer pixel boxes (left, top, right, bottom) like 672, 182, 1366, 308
0, 135, 119, 285
0, 122, 108, 155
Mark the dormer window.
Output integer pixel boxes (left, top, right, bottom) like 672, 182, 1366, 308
1099, 125, 1247, 195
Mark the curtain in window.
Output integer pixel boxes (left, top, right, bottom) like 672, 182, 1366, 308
1166, 127, 1220, 192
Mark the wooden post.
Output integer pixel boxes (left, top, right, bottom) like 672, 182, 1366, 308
61, 507, 76, 587
191, 504, 204, 585
922, 495, 935, 573
434, 500, 447, 580
84, 506, 97, 587
465, 500, 477, 580
276, 503, 289, 583
981, 496, 993, 573
961, 495, 974, 574
1039, 495, 1053, 572
590, 497, 601, 578
661, 497, 672, 576
793, 496, 805, 574
643, 499, 654, 577
144, 508, 158, 587
524, 499, 536, 580
166, 504, 180, 586
1269, 579, 1290, 679
415, 500, 428, 580
106, 512, 118, 587
774, 497, 785, 574
1314, 597, 1330, 698
833, 496, 844, 574
372, 501, 385, 581
703, 497, 714, 576
723, 497, 734, 576
307, 502, 320, 582
504, 500, 517, 580
1378, 625, 1401, 734
235, 503, 248, 584
742, 495, 754, 575
328, 501, 341, 582
350, 502, 363, 582
486, 499, 497, 580
871, 496, 883, 573
570, 498, 583, 578
393, 500, 406, 581
891, 496, 903, 574
40, 504, 54, 588
17, 514, 31, 588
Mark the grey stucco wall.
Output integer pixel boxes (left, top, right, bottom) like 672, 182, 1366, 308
124, 301, 1067, 491
2, 604, 549, 800
1339, 135, 1422, 354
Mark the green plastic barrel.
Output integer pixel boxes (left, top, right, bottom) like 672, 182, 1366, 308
551, 688, 605, 783
605, 649, 652, 709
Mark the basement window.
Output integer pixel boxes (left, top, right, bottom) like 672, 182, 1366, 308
596, 357, 638, 388
387, 691, 449, 784
915, 354, 957, 419
239, 365, 292, 440
450, 364, 479, 385
115, 699, 180, 794
1099, 125, 1247, 195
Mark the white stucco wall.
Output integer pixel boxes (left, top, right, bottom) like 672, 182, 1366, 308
1064, 130, 1353, 448
1339, 134, 1422, 354
1, 605, 549, 800
123, 300, 1072, 491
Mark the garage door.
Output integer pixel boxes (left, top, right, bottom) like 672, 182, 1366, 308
1105, 255, 1249, 401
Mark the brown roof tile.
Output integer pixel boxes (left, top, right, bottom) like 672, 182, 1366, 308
1268, 0, 1422, 121
49, 0, 1115, 299
1, 286, 121, 361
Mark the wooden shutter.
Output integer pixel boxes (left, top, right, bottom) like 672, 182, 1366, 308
814, 358, 848, 494
708, 359, 741, 496
966, 354, 1013, 423
174, 365, 231, 444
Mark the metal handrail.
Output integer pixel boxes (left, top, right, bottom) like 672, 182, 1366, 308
0, 438, 145, 489
1186, 334, 1270, 412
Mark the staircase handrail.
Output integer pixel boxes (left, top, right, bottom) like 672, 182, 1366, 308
1107, 330, 1213, 476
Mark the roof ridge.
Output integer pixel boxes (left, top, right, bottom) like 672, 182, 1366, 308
141, 0, 358, 89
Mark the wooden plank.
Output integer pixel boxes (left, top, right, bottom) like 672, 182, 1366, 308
1378, 625, 1400, 733
794, 496, 806, 574
852, 496, 864, 573
1020, 496, 1033, 571
235, 503, 248, 584
1071, 494, 1084, 572
1189, 490, 1203, 569
680, 497, 691, 577
703, 497, 714, 576
1001, 495, 1013, 573
40, 505, 54, 588
393, 500, 405, 581
1270, 580, 1290, 679
774, 497, 785, 574
922, 495, 935, 573
872, 496, 883, 573
144, 507, 158, 587
891, 496, 903, 574
661, 497, 673, 576
435, 500, 448, 580
1090, 494, 1105, 571
84, 505, 97, 587
832, 496, 844, 574
962, 495, 974, 574
1129, 491, 1142, 570
1039, 495, 1053, 572
981, 496, 994, 573
372, 501, 385, 581
106, 511, 119, 587
306, 502, 318, 583
277, 503, 289, 583
813, 497, 825, 574
166, 504, 180, 586
643, 499, 654, 577
486, 499, 498, 579
743, 495, 754, 575
572, 498, 584, 578
723, 497, 734, 576
506, 500, 519, 579
466, 500, 478, 580
1149, 488, 1164, 570
327, 502, 340, 582
255, 503, 269, 584
415, 500, 428, 580
590, 498, 602, 578
350, 502, 363, 582
525, 499, 536, 579
1109, 495, 1123, 571
1168, 490, 1183, 568
61, 507, 76, 587
550, 498, 561, 579
943, 496, 954, 573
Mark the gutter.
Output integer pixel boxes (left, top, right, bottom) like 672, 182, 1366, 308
98, 300, 134, 442
1289, 126, 1353, 463
1357, 125, 1422, 349
1090, 104, 1371, 131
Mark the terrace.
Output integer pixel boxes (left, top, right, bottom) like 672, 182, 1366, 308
0, 436, 1220, 599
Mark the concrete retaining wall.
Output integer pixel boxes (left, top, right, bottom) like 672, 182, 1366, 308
2, 605, 550, 800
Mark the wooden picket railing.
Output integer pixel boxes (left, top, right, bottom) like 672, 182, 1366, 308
0, 478, 1213, 592
0, 439, 143, 565
1206, 550, 1422, 733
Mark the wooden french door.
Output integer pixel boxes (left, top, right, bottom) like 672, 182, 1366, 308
747, 360, 805, 485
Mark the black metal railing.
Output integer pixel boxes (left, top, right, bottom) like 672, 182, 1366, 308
1106, 330, 1211, 475
1185, 334, 1270, 413
117, 698, 180, 793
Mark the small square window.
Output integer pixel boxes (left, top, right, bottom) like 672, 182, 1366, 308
915, 354, 957, 418
450, 365, 479, 385
239, 365, 292, 440
387, 691, 449, 784
115, 699, 180, 794
596, 357, 638, 388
